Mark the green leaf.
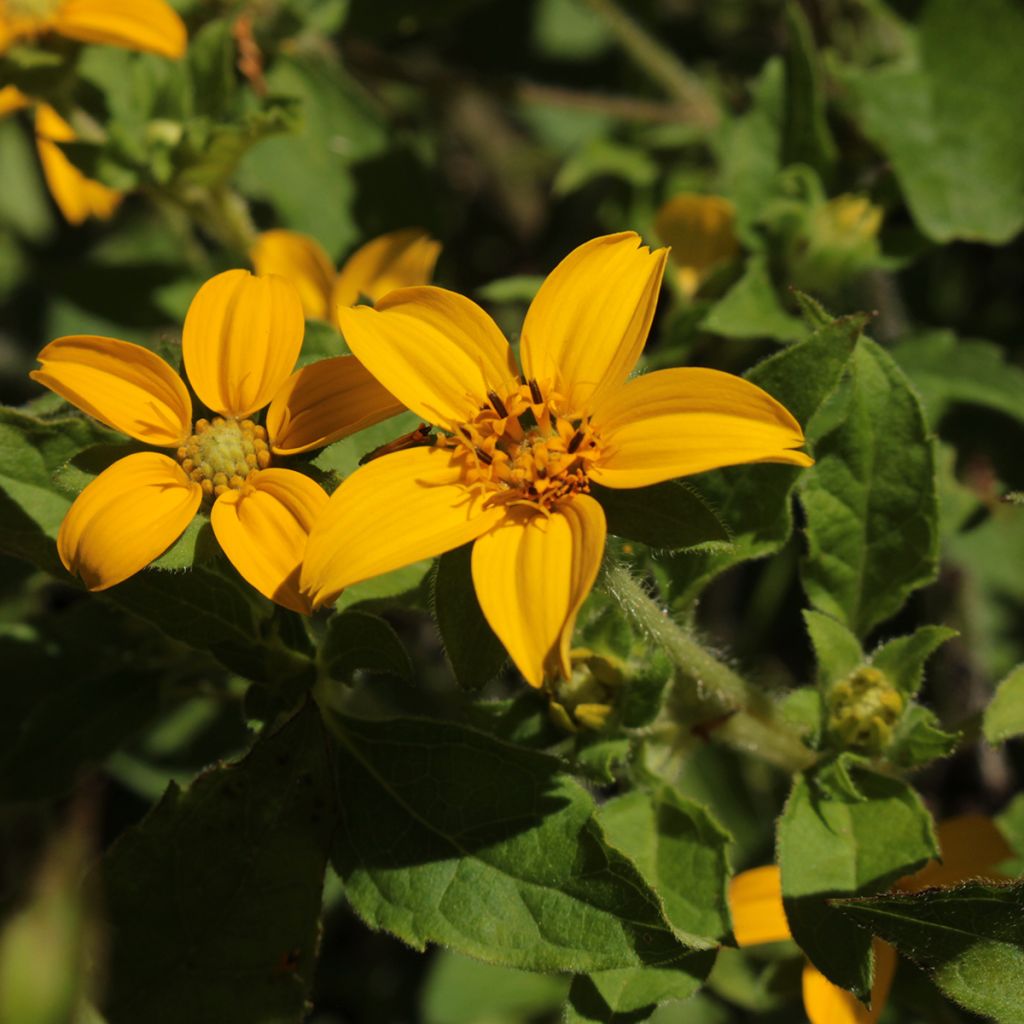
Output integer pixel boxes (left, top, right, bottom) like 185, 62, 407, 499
321, 610, 412, 682
803, 609, 863, 686
985, 664, 1024, 744
778, 767, 938, 997
593, 482, 730, 552
834, 881, 1024, 1024
421, 949, 569, 1024
0, 119, 54, 244
891, 330, 1024, 429
870, 625, 957, 696
666, 311, 864, 609
887, 704, 959, 768
782, 2, 837, 176
99, 703, 335, 1024
838, 0, 1024, 243
327, 711, 708, 972
798, 337, 938, 636
433, 544, 506, 689
570, 959, 715, 1020
700, 255, 807, 344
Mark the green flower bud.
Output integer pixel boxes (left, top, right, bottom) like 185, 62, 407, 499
826, 666, 904, 753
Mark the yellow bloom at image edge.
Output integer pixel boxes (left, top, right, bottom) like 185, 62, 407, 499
301, 231, 812, 687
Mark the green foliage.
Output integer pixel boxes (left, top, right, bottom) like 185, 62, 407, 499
985, 665, 1024, 744
321, 609, 412, 682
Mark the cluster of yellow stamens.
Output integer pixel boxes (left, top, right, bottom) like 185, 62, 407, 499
440, 379, 602, 513
177, 417, 271, 498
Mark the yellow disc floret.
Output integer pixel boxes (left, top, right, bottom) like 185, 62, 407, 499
177, 416, 271, 498
826, 666, 904, 753
441, 379, 603, 514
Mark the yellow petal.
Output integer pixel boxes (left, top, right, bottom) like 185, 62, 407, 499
182, 269, 305, 420
654, 194, 740, 299
35, 104, 122, 226
58, 452, 200, 591
332, 228, 441, 310
211, 468, 327, 615
267, 355, 404, 456
802, 939, 896, 1024
899, 814, 1013, 891
53, 0, 186, 58
590, 367, 813, 489
470, 495, 605, 688
31, 334, 192, 446
0, 85, 31, 118
336, 287, 518, 429
728, 865, 792, 946
301, 445, 503, 608
520, 232, 668, 415
250, 229, 336, 321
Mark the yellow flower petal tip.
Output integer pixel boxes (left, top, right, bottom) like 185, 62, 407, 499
251, 230, 336, 322
308, 232, 810, 688
654, 193, 740, 298
728, 865, 793, 946
333, 228, 442, 312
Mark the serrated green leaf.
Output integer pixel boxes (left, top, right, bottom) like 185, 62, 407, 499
803, 609, 863, 686
887, 704, 959, 768
984, 664, 1024, 744
666, 312, 863, 609
98, 703, 335, 1024
798, 337, 938, 636
593, 482, 730, 553
834, 881, 1024, 1024
700, 255, 806, 344
321, 610, 412, 682
778, 767, 938, 998
327, 711, 707, 972
433, 544, 506, 689
782, 2, 837, 176
870, 625, 957, 696
838, 0, 1024, 243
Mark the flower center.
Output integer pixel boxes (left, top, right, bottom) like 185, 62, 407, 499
177, 417, 271, 498
441, 380, 602, 513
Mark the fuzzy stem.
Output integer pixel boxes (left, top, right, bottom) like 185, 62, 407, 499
603, 561, 816, 773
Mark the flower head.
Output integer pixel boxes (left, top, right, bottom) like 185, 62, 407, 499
31, 270, 403, 612
301, 232, 811, 685
654, 193, 740, 298
728, 815, 1013, 1023
250, 227, 442, 323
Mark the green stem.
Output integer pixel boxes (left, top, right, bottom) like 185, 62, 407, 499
582, 0, 720, 126
602, 561, 816, 773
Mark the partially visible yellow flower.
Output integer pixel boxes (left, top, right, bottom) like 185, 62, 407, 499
728, 815, 1013, 1024
250, 228, 442, 323
30, 270, 404, 612
0, 0, 186, 224
301, 232, 812, 687
654, 193, 740, 299
0, 0, 186, 59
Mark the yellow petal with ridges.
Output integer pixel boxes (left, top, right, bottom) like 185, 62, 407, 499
590, 367, 813, 489
182, 269, 305, 420
301, 445, 503, 609
332, 228, 441, 310
58, 452, 200, 591
802, 939, 896, 1024
250, 229, 336, 321
35, 104, 122, 226
728, 865, 792, 946
211, 468, 327, 615
654, 194, 740, 298
0, 85, 31, 118
53, 0, 186, 57
31, 334, 192, 446
470, 495, 605, 688
899, 814, 1013, 891
337, 287, 518, 429
267, 355, 404, 456
520, 232, 667, 415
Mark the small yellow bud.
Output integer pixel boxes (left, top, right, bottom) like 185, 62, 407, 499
826, 666, 904, 754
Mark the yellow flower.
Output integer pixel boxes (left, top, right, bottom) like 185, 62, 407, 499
728, 815, 1013, 1024
30, 270, 404, 612
654, 193, 740, 299
250, 228, 442, 323
0, 0, 186, 58
0, 0, 186, 224
301, 232, 812, 686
